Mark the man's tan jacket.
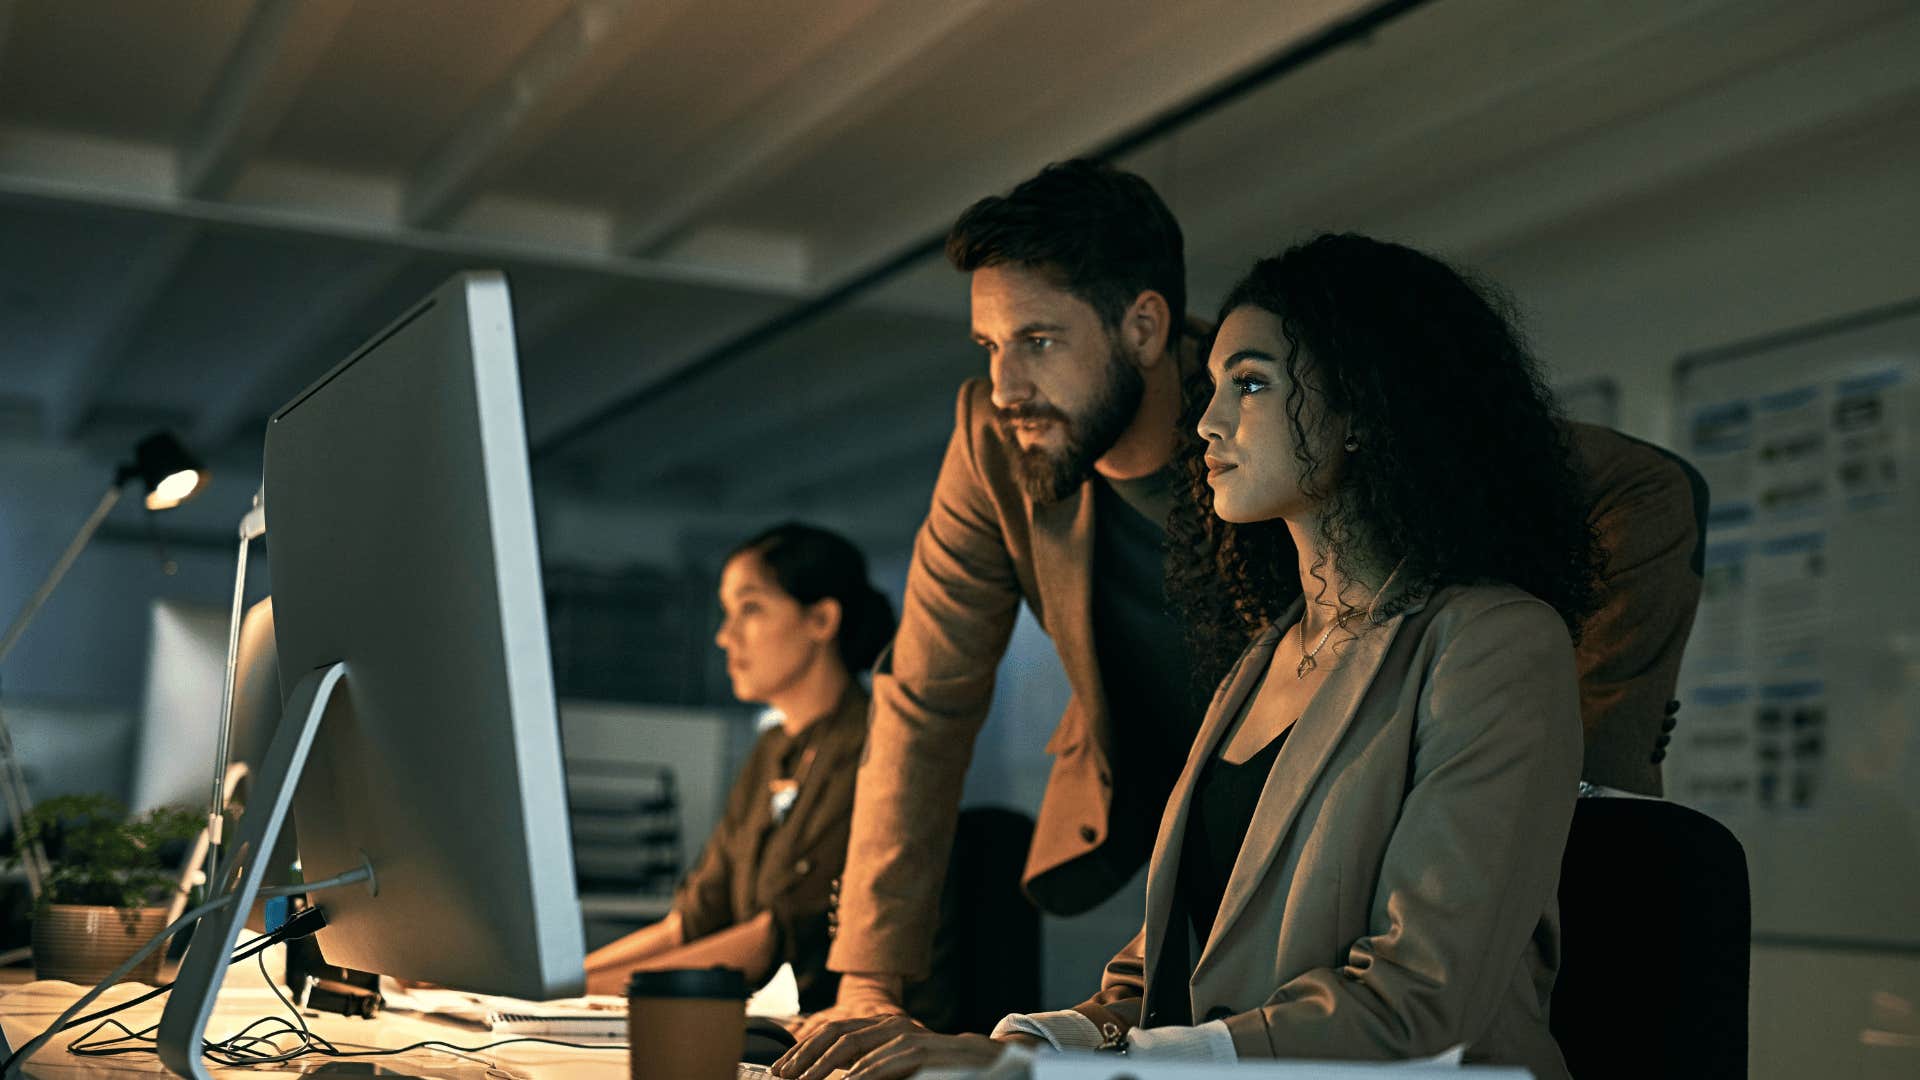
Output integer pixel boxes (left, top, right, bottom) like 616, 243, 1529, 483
828, 376, 1702, 980
1073, 585, 1580, 1079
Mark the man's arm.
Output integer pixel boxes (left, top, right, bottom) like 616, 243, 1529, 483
1568, 422, 1706, 795
827, 382, 1025, 992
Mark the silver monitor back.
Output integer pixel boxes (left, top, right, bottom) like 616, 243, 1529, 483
260, 270, 581, 997
228, 597, 281, 791
127, 600, 230, 813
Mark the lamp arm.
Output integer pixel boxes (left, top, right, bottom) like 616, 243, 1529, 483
0, 486, 123, 666
0, 482, 124, 900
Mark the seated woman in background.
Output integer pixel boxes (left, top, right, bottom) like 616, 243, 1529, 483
777, 234, 1602, 1080
584, 522, 895, 1010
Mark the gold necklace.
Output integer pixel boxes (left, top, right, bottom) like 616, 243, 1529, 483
1292, 558, 1408, 680
1294, 614, 1347, 679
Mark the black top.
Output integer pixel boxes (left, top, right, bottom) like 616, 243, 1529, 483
1153, 723, 1290, 1027
1090, 469, 1212, 868
1181, 726, 1291, 944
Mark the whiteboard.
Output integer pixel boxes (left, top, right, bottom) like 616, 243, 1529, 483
1667, 298, 1920, 949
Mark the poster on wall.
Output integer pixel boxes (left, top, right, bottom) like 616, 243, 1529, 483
1669, 298, 1920, 947
1832, 366, 1906, 510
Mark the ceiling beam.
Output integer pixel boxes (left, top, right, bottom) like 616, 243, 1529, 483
179, 0, 359, 199
1381, 8, 1920, 257
1176, 0, 1882, 259
404, 0, 687, 229
0, 134, 808, 295
42, 224, 201, 440
191, 252, 413, 449
612, 0, 1000, 255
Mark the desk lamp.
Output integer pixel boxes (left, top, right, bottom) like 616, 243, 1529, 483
0, 431, 209, 898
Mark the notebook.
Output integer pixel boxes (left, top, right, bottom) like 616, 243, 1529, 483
486, 1002, 627, 1038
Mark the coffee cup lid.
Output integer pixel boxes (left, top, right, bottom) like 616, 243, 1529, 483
626, 966, 749, 1000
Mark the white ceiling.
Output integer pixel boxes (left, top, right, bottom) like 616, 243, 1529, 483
3, 0, 1918, 552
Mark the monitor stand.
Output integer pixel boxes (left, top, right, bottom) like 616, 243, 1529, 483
156, 661, 355, 1080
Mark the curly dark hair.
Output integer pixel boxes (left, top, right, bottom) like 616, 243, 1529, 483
1165, 233, 1603, 689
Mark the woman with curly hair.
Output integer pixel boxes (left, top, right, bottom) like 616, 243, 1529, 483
775, 234, 1600, 1080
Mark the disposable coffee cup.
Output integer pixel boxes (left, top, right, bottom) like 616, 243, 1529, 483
627, 967, 749, 1080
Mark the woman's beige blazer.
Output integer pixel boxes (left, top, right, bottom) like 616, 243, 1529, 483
1075, 583, 1582, 1080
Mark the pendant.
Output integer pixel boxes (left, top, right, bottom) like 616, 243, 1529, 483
1295, 654, 1316, 680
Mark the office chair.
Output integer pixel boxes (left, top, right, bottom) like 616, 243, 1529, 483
1551, 796, 1749, 1078
907, 807, 1042, 1034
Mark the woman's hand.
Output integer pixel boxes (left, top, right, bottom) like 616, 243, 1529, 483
773, 1015, 1018, 1079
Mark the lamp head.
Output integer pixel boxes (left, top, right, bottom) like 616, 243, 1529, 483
117, 431, 209, 510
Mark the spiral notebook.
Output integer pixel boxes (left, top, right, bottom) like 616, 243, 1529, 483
485, 1003, 627, 1038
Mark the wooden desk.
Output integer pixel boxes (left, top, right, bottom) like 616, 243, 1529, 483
0, 977, 629, 1078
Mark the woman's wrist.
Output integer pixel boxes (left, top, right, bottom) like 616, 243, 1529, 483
994, 1032, 1046, 1048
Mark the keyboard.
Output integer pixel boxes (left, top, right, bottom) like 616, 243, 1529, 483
737, 1067, 848, 1079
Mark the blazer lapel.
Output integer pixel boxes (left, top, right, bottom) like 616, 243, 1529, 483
1027, 484, 1107, 751
1139, 619, 1286, 1015
1191, 604, 1413, 981
769, 693, 866, 856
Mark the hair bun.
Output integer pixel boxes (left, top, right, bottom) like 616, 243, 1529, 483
726, 522, 897, 674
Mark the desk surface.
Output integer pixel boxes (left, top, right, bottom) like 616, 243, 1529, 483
0, 977, 630, 1078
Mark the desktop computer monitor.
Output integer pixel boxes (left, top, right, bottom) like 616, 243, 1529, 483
157, 271, 583, 1079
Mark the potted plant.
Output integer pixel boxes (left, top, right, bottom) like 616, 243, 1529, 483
7, 794, 202, 984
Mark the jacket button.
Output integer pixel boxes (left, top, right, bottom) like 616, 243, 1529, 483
795, 858, 812, 876
1205, 1005, 1233, 1022
1651, 748, 1667, 764
1666, 699, 1681, 715
1662, 716, 1678, 733
1079, 825, 1098, 844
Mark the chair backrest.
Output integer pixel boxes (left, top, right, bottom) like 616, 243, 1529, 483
1551, 797, 1749, 1079
907, 807, 1042, 1033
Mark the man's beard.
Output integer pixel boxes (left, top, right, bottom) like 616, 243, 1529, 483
997, 338, 1146, 504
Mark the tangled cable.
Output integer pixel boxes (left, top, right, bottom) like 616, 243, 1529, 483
64, 951, 623, 1068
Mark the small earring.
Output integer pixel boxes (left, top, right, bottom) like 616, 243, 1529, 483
1343, 434, 1360, 453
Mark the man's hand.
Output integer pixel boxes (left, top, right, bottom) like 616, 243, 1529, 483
792, 973, 907, 1043
773, 1015, 1021, 1079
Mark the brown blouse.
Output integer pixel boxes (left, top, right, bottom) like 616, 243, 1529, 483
673, 685, 868, 1011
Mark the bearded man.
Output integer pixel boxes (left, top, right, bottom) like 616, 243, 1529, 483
809, 159, 1213, 1028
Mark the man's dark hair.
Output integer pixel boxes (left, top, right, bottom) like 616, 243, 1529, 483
946, 159, 1186, 347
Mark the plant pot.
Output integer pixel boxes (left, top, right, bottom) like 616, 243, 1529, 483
30, 904, 171, 985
